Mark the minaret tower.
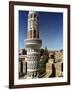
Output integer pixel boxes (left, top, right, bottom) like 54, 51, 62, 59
25, 11, 42, 79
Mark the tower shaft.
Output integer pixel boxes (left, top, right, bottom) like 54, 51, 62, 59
25, 11, 42, 78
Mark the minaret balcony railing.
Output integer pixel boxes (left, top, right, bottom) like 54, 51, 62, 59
25, 39, 42, 48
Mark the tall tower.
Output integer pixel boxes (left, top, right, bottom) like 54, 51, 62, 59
25, 11, 42, 79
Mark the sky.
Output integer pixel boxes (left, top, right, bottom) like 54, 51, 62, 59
19, 10, 63, 50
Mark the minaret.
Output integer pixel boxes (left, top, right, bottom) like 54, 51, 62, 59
25, 11, 42, 79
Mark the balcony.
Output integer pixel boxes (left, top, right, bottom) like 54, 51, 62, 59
25, 39, 42, 48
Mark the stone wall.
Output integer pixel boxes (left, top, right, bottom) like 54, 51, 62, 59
46, 62, 63, 77
46, 63, 53, 77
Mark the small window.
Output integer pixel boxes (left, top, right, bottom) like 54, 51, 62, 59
21, 61, 23, 72
34, 14, 36, 18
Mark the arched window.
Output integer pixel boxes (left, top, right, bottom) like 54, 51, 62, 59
30, 30, 32, 38
33, 30, 36, 38
37, 31, 39, 38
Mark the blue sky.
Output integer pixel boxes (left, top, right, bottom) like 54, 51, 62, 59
19, 10, 63, 50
